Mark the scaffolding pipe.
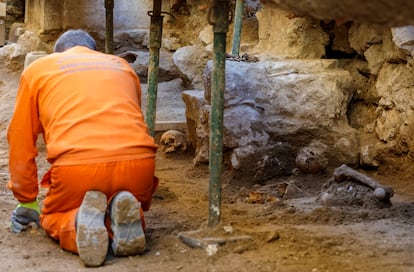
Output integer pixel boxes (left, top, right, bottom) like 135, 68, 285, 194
231, 0, 243, 56
145, 0, 163, 136
208, 0, 229, 228
104, 0, 114, 54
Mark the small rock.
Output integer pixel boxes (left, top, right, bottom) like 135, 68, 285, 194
266, 231, 280, 243
223, 225, 233, 234
283, 183, 303, 199
206, 244, 219, 256
233, 244, 249, 254
319, 192, 332, 205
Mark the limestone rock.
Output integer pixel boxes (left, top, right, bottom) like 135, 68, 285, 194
229, 142, 296, 181
24, 51, 48, 69
360, 144, 380, 168
182, 90, 206, 153
364, 44, 384, 75
198, 25, 213, 46
374, 63, 414, 154
7, 22, 25, 43
128, 49, 180, 82
382, 29, 407, 62
0, 29, 50, 71
349, 24, 383, 55
173, 45, 210, 89
391, 25, 414, 56
113, 29, 149, 53
185, 59, 359, 182
254, 7, 329, 59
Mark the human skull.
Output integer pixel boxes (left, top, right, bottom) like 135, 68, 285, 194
295, 141, 328, 174
160, 130, 187, 154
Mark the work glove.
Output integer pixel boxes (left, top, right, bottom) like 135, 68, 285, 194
10, 200, 40, 233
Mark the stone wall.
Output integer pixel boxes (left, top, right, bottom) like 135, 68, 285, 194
24, 0, 152, 37
5, 0, 24, 39
175, 3, 414, 182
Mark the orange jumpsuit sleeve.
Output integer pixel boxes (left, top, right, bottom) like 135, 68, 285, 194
7, 74, 43, 203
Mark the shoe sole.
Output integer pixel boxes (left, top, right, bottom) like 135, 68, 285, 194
76, 191, 108, 267
111, 191, 146, 256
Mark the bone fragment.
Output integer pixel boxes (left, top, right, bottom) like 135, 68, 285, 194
333, 164, 394, 201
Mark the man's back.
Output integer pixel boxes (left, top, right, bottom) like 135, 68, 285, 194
18, 46, 157, 165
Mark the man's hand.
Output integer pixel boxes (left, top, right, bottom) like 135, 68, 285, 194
10, 201, 40, 233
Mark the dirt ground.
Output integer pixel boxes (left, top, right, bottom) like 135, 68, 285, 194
1, 62, 414, 272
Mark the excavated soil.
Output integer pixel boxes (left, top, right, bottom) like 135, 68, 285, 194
1, 60, 414, 272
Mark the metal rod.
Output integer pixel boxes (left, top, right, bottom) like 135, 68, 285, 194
208, 0, 229, 228
145, 0, 163, 136
231, 0, 243, 56
105, 0, 114, 54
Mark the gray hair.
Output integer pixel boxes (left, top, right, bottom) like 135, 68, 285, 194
53, 29, 97, 52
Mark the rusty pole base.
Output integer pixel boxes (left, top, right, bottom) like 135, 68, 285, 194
177, 229, 253, 255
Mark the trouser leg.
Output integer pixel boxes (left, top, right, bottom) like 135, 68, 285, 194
40, 208, 78, 253
39, 158, 157, 254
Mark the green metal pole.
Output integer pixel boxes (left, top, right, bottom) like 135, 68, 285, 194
208, 0, 229, 228
105, 0, 114, 54
231, 0, 243, 56
146, 0, 163, 136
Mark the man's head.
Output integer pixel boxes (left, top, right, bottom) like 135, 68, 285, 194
54, 29, 97, 53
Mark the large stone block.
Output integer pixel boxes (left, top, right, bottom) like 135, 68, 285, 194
255, 7, 328, 59
186, 59, 359, 182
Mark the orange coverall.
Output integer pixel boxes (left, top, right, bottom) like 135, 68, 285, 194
7, 46, 158, 253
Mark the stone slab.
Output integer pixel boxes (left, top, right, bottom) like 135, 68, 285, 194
0, 3, 5, 17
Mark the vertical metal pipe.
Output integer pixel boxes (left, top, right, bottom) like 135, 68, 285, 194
145, 0, 163, 136
105, 0, 114, 54
208, 0, 229, 228
231, 0, 243, 56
